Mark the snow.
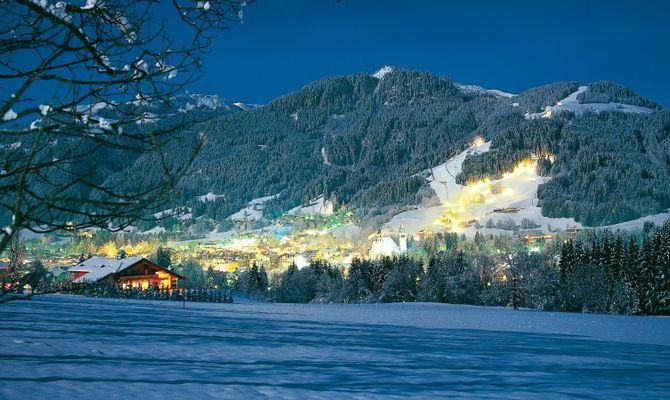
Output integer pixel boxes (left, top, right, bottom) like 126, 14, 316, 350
372, 65, 396, 80
387, 141, 583, 237
70, 257, 143, 283
38, 104, 51, 115
74, 101, 112, 118
321, 147, 331, 166
177, 94, 224, 113
3, 109, 17, 121
142, 226, 166, 235
1, 295, 669, 399
328, 223, 361, 239
153, 207, 192, 220
196, 192, 225, 203
81, 0, 97, 10
369, 236, 401, 258
228, 194, 278, 222
134, 112, 157, 124
526, 86, 656, 119
601, 209, 670, 232
455, 83, 515, 98
97, 117, 112, 130
288, 195, 334, 216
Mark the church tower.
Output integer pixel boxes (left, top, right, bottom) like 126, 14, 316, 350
399, 226, 407, 252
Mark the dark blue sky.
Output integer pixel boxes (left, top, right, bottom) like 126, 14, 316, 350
190, 0, 670, 107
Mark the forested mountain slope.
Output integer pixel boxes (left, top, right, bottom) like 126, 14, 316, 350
103, 67, 669, 227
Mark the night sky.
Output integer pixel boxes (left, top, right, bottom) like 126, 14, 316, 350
188, 0, 670, 107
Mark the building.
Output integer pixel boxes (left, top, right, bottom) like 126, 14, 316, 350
369, 226, 408, 259
70, 256, 182, 289
399, 226, 407, 252
0, 261, 10, 290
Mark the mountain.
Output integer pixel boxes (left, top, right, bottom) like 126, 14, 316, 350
98, 67, 670, 228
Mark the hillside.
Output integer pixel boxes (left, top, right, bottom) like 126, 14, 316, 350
98, 67, 670, 229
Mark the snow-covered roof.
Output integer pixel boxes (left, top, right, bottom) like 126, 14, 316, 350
71, 256, 142, 283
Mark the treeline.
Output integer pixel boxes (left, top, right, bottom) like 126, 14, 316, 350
577, 81, 662, 110
558, 222, 670, 315
513, 81, 579, 113
224, 221, 670, 316
258, 252, 557, 309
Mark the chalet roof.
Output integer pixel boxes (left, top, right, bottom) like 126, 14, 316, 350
71, 257, 183, 283
72, 256, 142, 283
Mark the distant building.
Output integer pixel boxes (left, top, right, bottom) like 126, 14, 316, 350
69, 256, 182, 289
369, 226, 408, 259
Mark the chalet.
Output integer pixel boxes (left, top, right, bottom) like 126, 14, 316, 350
69, 256, 182, 289
0, 261, 9, 290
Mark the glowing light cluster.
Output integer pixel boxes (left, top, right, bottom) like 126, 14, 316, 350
435, 157, 540, 233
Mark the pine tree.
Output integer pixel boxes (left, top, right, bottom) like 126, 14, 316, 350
558, 239, 574, 310
622, 237, 641, 314
156, 247, 172, 269
640, 236, 657, 314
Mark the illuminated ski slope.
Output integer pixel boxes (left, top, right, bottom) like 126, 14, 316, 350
386, 140, 581, 236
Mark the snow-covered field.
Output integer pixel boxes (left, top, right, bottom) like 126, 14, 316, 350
1, 296, 669, 399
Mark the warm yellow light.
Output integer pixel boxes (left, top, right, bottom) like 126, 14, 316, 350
472, 136, 485, 147
99, 241, 118, 258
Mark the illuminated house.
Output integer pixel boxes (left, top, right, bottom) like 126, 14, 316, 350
70, 256, 182, 289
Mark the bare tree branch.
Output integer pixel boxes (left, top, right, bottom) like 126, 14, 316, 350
0, 0, 252, 255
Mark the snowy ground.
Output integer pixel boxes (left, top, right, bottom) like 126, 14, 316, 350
1, 296, 669, 399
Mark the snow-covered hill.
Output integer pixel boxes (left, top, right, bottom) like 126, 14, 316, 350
526, 85, 655, 119
455, 83, 515, 98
